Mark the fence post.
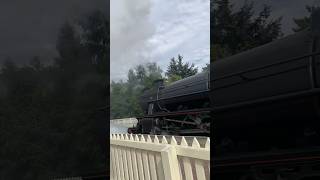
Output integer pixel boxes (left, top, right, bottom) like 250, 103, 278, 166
160, 145, 181, 180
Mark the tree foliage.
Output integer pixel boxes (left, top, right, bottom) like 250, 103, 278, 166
110, 63, 163, 119
211, 0, 283, 61
292, 6, 320, 32
0, 10, 108, 179
110, 54, 202, 119
79, 11, 109, 75
202, 63, 210, 72
165, 54, 198, 83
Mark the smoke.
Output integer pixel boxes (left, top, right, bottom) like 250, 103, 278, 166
110, 0, 156, 81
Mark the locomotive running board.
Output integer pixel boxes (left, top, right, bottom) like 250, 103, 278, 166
137, 108, 211, 119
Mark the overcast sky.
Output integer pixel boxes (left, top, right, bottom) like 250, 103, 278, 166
0, 0, 106, 66
110, 0, 210, 81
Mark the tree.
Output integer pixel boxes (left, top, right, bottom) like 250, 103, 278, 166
0, 12, 109, 179
79, 10, 109, 75
29, 56, 43, 71
211, 0, 283, 61
202, 64, 210, 72
166, 54, 198, 82
292, 6, 320, 32
110, 63, 163, 119
56, 23, 82, 62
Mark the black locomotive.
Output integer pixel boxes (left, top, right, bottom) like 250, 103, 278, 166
128, 72, 211, 135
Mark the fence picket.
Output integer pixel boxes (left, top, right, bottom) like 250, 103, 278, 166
114, 146, 121, 180
192, 138, 206, 180
131, 148, 139, 180
126, 146, 134, 180
142, 150, 151, 180
181, 137, 193, 180
118, 146, 125, 180
136, 149, 145, 180
162, 136, 168, 144
154, 136, 165, 180
147, 136, 158, 180
122, 146, 129, 180
110, 147, 115, 180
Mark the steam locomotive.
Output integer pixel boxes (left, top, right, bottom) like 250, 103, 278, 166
128, 72, 211, 135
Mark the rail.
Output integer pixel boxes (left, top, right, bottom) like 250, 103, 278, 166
110, 134, 210, 180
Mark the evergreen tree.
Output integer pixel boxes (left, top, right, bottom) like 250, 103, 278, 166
166, 54, 198, 82
79, 10, 109, 75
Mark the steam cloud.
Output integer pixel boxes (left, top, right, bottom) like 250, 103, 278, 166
110, 0, 155, 81
111, 0, 210, 82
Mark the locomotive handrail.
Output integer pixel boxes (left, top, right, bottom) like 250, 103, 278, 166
157, 79, 208, 94
212, 51, 320, 82
140, 79, 208, 98
212, 87, 320, 112
213, 65, 310, 90
146, 90, 210, 103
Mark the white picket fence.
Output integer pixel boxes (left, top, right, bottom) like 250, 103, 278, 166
110, 134, 210, 180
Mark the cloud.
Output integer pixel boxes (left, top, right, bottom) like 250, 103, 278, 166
110, 0, 156, 81
110, 0, 210, 81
